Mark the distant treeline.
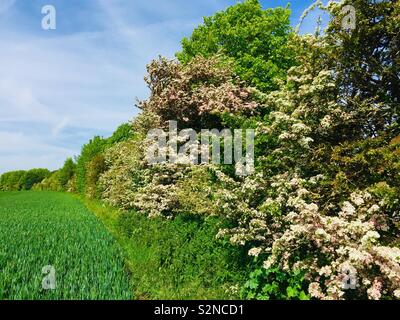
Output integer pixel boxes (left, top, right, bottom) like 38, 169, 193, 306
0, 122, 133, 194
0, 168, 51, 191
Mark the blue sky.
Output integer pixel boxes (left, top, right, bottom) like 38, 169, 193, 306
0, 0, 329, 173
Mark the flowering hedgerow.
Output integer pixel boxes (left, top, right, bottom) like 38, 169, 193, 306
263, 188, 400, 300
213, 169, 400, 299
96, 1, 400, 300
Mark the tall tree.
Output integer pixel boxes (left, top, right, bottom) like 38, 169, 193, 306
176, 0, 295, 93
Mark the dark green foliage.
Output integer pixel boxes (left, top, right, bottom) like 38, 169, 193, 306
176, 0, 296, 92
241, 264, 309, 300
325, 0, 400, 136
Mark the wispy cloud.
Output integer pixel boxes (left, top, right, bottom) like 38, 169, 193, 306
52, 117, 70, 137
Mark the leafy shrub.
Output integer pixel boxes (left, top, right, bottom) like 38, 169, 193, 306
261, 188, 400, 300
241, 265, 309, 300
174, 166, 219, 216
75, 123, 135, 197
99, 0, 400, 300
23, 169, 51, 190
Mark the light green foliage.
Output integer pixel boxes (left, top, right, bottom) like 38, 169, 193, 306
131, 110, 162, 138
65, 173, 77, 193
0, 192, 132, 299
176, 0, 295, 92
107, 123, 134, 145
174, 166, 219, 216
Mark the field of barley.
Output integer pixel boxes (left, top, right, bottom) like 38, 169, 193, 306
0, 192, 132, 300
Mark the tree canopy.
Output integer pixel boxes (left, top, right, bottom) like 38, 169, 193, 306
176, 0, 296, 93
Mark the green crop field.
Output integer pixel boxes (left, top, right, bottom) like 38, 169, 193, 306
0, 192, 132, 300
